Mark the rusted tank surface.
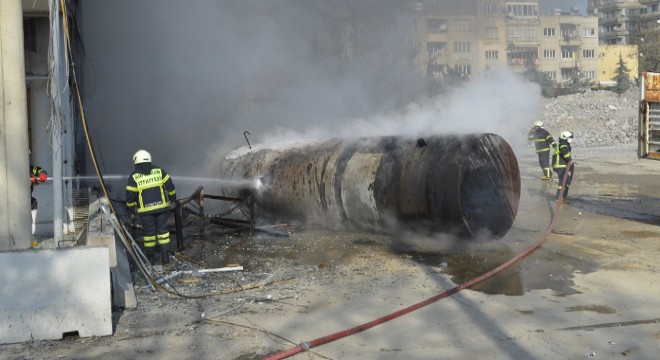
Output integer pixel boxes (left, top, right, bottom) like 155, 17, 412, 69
642, 72, 660, 102
220, 134, 520, 237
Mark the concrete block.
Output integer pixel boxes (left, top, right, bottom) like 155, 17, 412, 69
85, 197, 137, 309
0, 246, 112, 344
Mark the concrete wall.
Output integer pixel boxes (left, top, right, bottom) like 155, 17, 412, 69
1, 0, 32, 250
0, 246, 113, 344
598, 44, 639, 86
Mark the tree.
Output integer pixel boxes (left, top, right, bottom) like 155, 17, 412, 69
639, 30, 660, 73
612, 53, 632, 95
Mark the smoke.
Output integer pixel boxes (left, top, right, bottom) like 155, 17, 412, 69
79, 0, 542, 199
256, 65, 542, 152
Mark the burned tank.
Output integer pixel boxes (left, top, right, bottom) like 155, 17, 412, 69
219, 134, 520, 237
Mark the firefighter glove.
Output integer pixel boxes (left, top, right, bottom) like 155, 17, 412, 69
38, 173, 47, 183
168, 201, 177, 210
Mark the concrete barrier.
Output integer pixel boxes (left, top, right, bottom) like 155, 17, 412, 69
0, 246, 112, 344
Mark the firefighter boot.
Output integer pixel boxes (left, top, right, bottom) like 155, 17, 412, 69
162, 251, 171, 264
146, 249, 156, 264
542, 168, 552, 180
161, 244, 172, 264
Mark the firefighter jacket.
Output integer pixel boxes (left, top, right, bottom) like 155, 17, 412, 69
125, 163, 176, 215
552, 139, 572, 169
527, 127, 556, 153
30, 165, 47, 193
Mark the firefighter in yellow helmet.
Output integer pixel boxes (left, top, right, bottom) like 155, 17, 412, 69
125, 150, 176, 264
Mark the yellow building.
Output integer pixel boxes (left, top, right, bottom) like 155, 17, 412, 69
597, 44, 639, 85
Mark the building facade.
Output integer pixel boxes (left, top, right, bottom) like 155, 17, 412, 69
410, 0, 599, 84
587, 0, 644, 45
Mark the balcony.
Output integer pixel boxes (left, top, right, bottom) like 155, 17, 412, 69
559, 35, 582, 45
600, 29, 630, 38
559, 58, 577, 68
453, 53, 473, 61
482, 38, 502, 45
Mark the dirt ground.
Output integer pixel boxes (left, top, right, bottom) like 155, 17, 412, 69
3, 143, 660, 360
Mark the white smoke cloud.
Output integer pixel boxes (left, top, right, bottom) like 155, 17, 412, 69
257, 65, 543, 153
79, 1, 543, 198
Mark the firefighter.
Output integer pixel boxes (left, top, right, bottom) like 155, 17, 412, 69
125, 149, 177, 264
527, 120, 556, 180
552, 131, 574, 203
29, 151, 48, 235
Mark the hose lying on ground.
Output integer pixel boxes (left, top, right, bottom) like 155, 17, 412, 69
263, 161, 573, 360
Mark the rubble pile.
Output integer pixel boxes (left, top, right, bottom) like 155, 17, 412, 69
541, 86, 639, 147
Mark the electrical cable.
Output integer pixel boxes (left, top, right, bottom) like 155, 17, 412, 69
56, 0, 247, 300
263, 161, 574, 360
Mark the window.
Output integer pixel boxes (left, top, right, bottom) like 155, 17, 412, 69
544, 49, 556, 58
507, 50, 537, 65
430, 64, 447, 79
427, 19, 448, 34
561, 48, 574, 59
427, 42, 446, 55
454, 41, 471, 54
485, 50, 498, 60
453, 19, 471, 32
583, 71, 596, 80
582, 27, 596, 37
454, 64, 472, 76
561, 27, 579, 40
507, 26, 539, 39
506, 4, 538, 17
485, 27, 498, 38
544, 71, 556, 81
544, 28, 555, 37
583, 49, 595, 58
486, 3, 498, 15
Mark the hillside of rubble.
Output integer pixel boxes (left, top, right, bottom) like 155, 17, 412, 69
540, 86, 639, 147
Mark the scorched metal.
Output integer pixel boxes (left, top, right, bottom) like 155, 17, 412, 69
219, 134, 520, 237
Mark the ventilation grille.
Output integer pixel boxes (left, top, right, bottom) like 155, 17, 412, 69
72, 188, 90, 237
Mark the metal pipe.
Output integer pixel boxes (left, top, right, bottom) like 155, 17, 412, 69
219, 134, 520, 237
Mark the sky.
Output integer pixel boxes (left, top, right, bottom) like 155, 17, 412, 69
540, 0, 589, 14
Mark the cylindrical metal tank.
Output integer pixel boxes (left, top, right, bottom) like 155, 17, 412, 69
220, 134, 520, 237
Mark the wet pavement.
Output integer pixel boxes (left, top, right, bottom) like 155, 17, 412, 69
5, 143, 660, 359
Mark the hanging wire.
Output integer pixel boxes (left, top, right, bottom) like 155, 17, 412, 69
56, 0, 245, 299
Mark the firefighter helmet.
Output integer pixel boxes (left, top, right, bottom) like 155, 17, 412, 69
132, 149, 152, 164
559, 131, 573, 140
532, 120, 544, 127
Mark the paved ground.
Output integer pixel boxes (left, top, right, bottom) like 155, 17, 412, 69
2, 143, 660, 360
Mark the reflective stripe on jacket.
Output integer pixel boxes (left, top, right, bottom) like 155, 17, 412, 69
552, 140, 572, 169
527, 127, 556, 153
126, 164, 176, 215
30, 165, 46, 193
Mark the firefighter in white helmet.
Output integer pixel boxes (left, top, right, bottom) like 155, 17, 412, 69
527, 120, 556, 180
125, 149, 177, 264
552, 131, 574, 203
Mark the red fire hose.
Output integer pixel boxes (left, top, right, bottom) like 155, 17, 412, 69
263, 161, 573, 360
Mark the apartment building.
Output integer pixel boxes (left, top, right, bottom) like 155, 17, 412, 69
410, 0, 508, 79
587, 0, 644, 44
640, 1, 660, 34
539, 11, 599, 82
411, 0, 599, 84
